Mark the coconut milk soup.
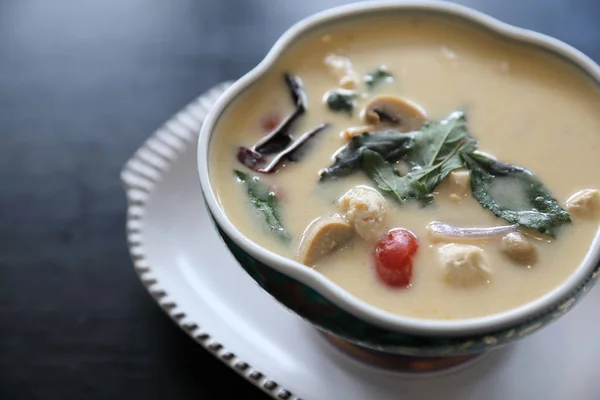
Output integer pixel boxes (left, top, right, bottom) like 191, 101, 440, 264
209, 15, 600, 320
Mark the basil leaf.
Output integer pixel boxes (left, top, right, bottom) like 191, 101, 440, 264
361, 150, 432, 204
406, 111, 477, 167
361, 141, 464, 206
344, 113, 474, 205
325, 90, 355, 115
409, 141, 466, 194
364, 67, 393, 89
234, 170, 290, 241
461, 152, 571, 236
319, 131, 414, 180
320, 111, 475, 185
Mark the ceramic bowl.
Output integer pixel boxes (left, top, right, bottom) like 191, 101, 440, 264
198, 0, 600, 356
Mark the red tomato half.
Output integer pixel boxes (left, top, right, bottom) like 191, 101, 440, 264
373, 228, 419, 288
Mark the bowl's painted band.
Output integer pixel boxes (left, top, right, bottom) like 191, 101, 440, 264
210, 212, 600, 356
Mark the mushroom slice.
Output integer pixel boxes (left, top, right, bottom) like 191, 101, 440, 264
298, 215, 354, 266
501, 232, 538, 266
340, 125, 377, 140
361, 95, 427, 132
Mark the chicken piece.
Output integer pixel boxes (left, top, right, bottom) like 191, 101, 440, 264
339, 74, 361, 90
437, 243, 492, 287
565, 189, 600, 218
339, 186, 387, 240
324, 54, 360, 90
298, 215, 354, 266
501, 232, 538, 266
447, 169, 470, 197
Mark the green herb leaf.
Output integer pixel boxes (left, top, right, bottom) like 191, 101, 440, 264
461, 152, 571, 236
405, 111, 477, 167
234, 170, 290, 241
361, 144, 466, 206
361, 150, 432, 204
325, 90, 355, 115
319, 112, 475, 189
409, 140, 468, 195
319, 130, 414, 180
364, 67, 393, 89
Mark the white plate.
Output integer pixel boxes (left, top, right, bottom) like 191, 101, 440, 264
122, 83, 600, 400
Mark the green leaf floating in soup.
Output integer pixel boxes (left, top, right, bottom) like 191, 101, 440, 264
361, 137, 466, 205
461, 152, 571, 237
319, 130, 414, 180
234, 170, 290, 241
405, 111, 477, 167
361, 149, 432, 204
324, 90, 356, 115
364, 66, 393, 89
320, 112, 475, 200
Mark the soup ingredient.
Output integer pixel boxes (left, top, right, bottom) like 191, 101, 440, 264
405, 111, 475, 168
364, 66, 393, 90
374, 228, 419, 287
324, 90, 356, 115
361, 149, 432, 204
320, 130, 414, 180
324, 54, 361, 89
320, 111, 475, 184
254, 73, 307, 154
427, 221, 518, 242
447, 169, 471, 198
461, 151, 571, 236
341, 125, 377, 140
340, 75, 361, 90
257, 123, 330, 174
298, 215, 354, 266
234, 170, 290, 241
437, 243, 492, 287
237, 74, 307, 166
384, 111, 476, 201
339, 186, 387, 240
362, 95, 427, 131
361, 133, 470, 206
565, 188, 600, 218
236, 146, 266, 170
501, 232, 538, 266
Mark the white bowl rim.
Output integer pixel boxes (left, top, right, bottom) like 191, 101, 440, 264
198, 0, 600, 337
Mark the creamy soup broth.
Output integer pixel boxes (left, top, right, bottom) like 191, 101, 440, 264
209, 15, 600, 320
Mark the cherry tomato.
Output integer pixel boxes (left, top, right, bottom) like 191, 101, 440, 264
374, 228, 419, 288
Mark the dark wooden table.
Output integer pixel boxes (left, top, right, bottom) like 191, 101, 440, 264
1, 0, 599, 399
